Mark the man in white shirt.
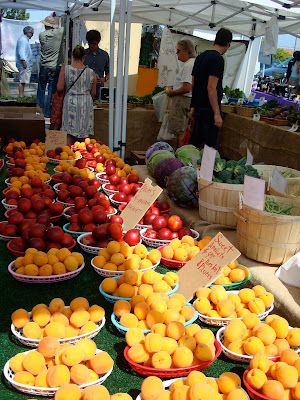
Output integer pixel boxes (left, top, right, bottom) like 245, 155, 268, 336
165, 39, 195, 147
15, 26, 34, 97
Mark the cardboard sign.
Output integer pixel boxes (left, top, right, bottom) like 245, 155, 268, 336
199, 145, 216, 182
271, 167, 287, 194
243, 175, 265, 210
258, 97, 265, 106
120, 178, 163, 231
45, 130, 67, 154
248, 92, 256, 103
246, 148, 253, 165
176, 232, 240, 301
237, 98, 244, 105
253, 113, 260, 121
288, 124, 298, 132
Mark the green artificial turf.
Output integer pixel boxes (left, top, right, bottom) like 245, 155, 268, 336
0, 159, 248, 399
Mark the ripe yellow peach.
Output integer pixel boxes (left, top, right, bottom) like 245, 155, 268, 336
134, 301, 150, 320
70, 308, 90, 328
88, 304, 105, 323
274, 338, 290, 355
141, 376, 164, 400
151, 351, 172, 369
153, 280, 172, 293
256, 324, 277, 346
127, 343, 150, 363
33, 307, 51, 327
252, 285, 266, 296
227, 389, 249, 400
162, 337, 178, 355
259, 292, 274, 309
244, 337, 265, 356
238, 288, 255, 304
114, 300, 131, 318
9, 353, 26, 373
180, 306, 195, 322
80, 321, 98, 335
102, 278, 118, 294
172, 347, 194, 368
210, 286, 228, 304
70, 297, 89, 311
151, 298, 168, 314
147, 249, 161, 264
194, 297, 211, 315
292, 383, 300, 400
146, 310, 164, 328
286, 328, 300, 347
280, 349, 299, 366
186, 370, 207, 386
22, 322, 42, 339
195, 343, 215, 361
55, 383, 82, 400
163, 272, 179, 287
13, 371, 35, 386
242, 313, 261, 330
265, 344, 279, 357
270, 317, 290, 339
229, 269, 245, 283
246, 368, 267, 390
250, 352, 270, 373
218, 372, 241, 395
185, 324, 201, 337
22, 350, 45, 376
70, 364, 90, 385
11, 308, 30, 329
248, 298, 266, 315
47, 364, 70, 387
166, 321, 185, 341
217, 299, 235, 318
195, 287, 211, 300
49, 298, 65, 314
194, 328, 215, 345
178, 335, 197, 352
120, 313, 139, 328
144, 333, 163, 352
276, 365, 298, 388
189, 382, 215, 400
223, 322, 244, 343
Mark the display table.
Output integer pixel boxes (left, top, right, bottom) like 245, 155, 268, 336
219, 113, 300, 170
94, 107, 161, 159
251, 89, 300, 110
134, 165, 300, 327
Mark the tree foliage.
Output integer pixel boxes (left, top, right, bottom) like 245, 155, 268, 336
274, 48, 292, 62
1, 9, 29, 20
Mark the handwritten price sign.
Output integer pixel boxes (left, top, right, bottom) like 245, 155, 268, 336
176, 232, 240, 301
120, 178, 163, 231
45, 130, 67, 154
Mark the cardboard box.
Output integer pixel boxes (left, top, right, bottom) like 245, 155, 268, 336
0, 113, 45, 146
130, 150, 146, 165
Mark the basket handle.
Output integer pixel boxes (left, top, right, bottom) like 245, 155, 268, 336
233, 211, 246, 222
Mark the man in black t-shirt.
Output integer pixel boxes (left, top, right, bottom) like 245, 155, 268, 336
189, 28, 232, 149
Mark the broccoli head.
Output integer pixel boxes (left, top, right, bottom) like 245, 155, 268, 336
237, 157, 247, 166
234, 165, 246, 178
213, 178, 223, 183
235, 174, 245, 184
217, 169, 233, 182
214, 158, 226, 173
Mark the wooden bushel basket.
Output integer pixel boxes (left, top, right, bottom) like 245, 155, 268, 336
198, 177, 243, 227
233, 195, 300, 265
254, 165, 300, 196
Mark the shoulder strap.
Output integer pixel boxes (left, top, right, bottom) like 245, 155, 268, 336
66, 67, 87, 94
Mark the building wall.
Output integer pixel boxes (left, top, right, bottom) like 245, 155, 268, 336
85, 21, 142, 95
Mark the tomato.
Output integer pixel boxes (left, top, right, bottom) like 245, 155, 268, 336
167, 215, 183, 232
108, 223, 123, 240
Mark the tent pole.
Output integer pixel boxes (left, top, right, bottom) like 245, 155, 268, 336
114, 0, 126, 155
121, 0, 132, 160
244, 40, 253, 95
109, 0, 116, 151
65, 14, 70, 66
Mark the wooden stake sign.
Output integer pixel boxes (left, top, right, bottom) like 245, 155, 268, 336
176, 232, 240, 301
45, 130, 67, 154
120, 178, 163, 231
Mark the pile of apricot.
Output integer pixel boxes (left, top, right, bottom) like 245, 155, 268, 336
51, 383, 135, 400
211, 259, 251, 285
160, 236, 212, 262
194, 285, 274, 319
113, 291, 196, 330
245, 349, 300, 400
55, 160, 98, 177
9, 337, 113, 389
222, 314, 300, 357
101, 270, 179, 298
47, 146, 81, 161
140, 372, 248, 400
14, 248, 84, 277
92, 242, 161, 272
11, 296, 105, 340
125, 319, 217, 368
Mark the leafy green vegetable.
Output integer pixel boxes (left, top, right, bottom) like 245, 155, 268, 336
218, 169, 232, 182
280, 169, 295, 178
214, 158, 226, 173
127, 95, 142, 103
152, 86, 165, 96
237, 157, 247, 167
234, 165, 246, 177
265, 197, 293, 215
224, 86, 246, 99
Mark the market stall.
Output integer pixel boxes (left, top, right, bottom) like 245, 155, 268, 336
251, 90, 300, 110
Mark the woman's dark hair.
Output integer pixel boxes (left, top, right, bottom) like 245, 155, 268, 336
293, 51, 300, 61
86, 30, 101, 43
214, 28, 232, 47
73, 45, 85, 60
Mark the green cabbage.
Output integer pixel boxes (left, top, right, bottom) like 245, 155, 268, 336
175, 145, 201, 166
146, 150, 175, 176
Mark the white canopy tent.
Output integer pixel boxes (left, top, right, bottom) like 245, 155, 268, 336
1, 0, 300, 157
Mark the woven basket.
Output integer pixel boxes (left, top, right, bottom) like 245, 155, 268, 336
233, 195, 300, 265
264, 117, 288, 126
235, 105, 256, 117
253, 165, 300, 196
221, 104, 236, 114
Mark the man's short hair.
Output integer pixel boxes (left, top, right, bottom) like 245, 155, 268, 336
86, 30, 101, 43
23, 26, 33, 35
177, 39, 196, 58
214, 28, 232, 47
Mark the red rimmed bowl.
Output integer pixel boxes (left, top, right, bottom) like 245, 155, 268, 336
243, 368, 276, 400
157, 245, 187, 269
7, 237, 76, 258
123, 339, 221, 378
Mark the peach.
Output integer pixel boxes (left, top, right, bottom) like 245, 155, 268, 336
242, 313, 261, 330
70, 364, 90, 384
292, 382, 300, 400
127, 343, 150, 363
49, 298, 65, 314
144, 333, 163, 353
102, 278, 118, 294
70, 297, 89, 311
125, 327, 145, 347
153, 280, 172, 293
130, 295, 146, 309
178, 335, 197, 352
9, 353, 26, 373
65, 326, 79, 338
22, 350, 45, 376
227, 389, 249, 400
166, 321, 185, 341
172, 347, 193, 368
230, 269, 245, 283
250, 352, 270, 373
265, 344, 279, 357
166, 297, 181, 312
146, 310, 164, 328
195, 343, 216, 361
164, 309, 181, 324
50, 312, 69, 327
262, 380, 285, 400
75, 338, 97, 361
35, 369, 48, 388
238, 288, 255, 304
88, 304, 105, 323
141, 376, 164, 400
256, 324, 277, 346
70, 307, 90, 328
270, 362, 289, 380
185, 324, 201, 337
89, 351, 114, 375
61, 345, 85, 366
114, 300, 131, 318
38, 336, 60, 358
81, 384, 110, 400
163, 271, 179, 287
22, 322, 42, 339
195, 288, 211, 300
151, 298, 168, 314
259, 292, 274, 308
47, 364, 70, 387
217, 299, 235, 318
276, 365, 298, 388
210, 286, 228, 304
194, 328, 215, 345
31, 303, 48, 315
120, 313, 139, 328
248, 298, 266, 315
274, 338, 290, 355
172, 385, 190, 400
228, 293, 241, 309
186, 370, 207, 386
218, 372, 241, 395
280, 349, 299, 366
134, 301, 150, 320
32, 307, 51, 327
194, 297, 211, 315
151, 351, 172, 369
13, 371, 35, 386
110, 394, 133, 400
223, 322, 245, 343
293, 359, 300, 376
227, 339, 244, 355
243, 337, 265, 356
169, 378, 186, 392
55, 383, 82, 400
246, 368, 267, 390
162, 337, 178, 355
270, 317, 290, 339
286, 328, 300, 347
11, 308, 30, 328
252, 285, 266, 296
189, 382, 216, 400
45, 322, 66, 339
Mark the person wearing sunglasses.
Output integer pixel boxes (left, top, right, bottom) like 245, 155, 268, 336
165, 39, 196, 147
189, 28, 232, 150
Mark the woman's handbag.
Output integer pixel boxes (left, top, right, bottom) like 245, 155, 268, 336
50, 67, 87, 127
